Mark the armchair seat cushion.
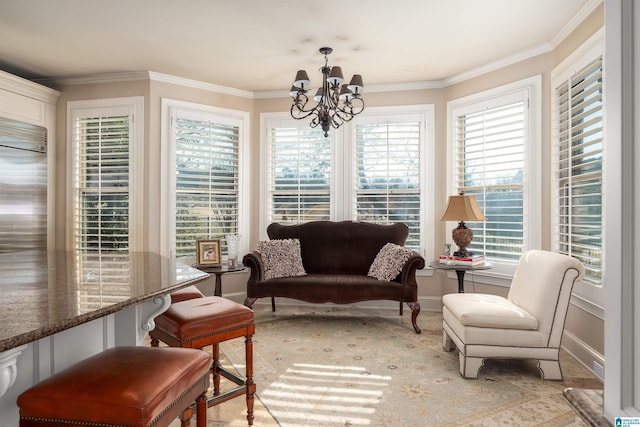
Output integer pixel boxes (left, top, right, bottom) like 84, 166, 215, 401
442, 293, 538, 330
443, 307, 548, 348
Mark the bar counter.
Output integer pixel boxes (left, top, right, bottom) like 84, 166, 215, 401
0, 250, 209, 352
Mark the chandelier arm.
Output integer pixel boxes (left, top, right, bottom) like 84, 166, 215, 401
290, 103, 321, 121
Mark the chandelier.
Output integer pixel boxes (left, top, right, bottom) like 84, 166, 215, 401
289, 47, 365, 137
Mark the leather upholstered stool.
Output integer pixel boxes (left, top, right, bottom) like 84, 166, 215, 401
170, 284, 205, 303
17, 346, 211, 427
149, 296, 256, 425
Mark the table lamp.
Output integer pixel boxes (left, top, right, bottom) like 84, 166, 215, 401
439, 192, 487, 257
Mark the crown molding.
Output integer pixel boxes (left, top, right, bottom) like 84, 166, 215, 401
443, 43, 552, 87
550, 0, 604, 48
44, 71, 255, 99
147, 71, 254, 98
1, 70, 60, 104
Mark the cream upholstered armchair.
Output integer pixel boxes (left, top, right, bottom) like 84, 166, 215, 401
442, 250, 585, 380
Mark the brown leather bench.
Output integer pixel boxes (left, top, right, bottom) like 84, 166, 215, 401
17, 346, 210, 427
150, 296, 256, 425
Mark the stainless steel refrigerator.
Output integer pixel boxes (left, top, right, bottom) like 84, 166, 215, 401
0, 116, 47, 253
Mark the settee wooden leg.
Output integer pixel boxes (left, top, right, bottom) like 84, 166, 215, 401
271, 296, 276, 312
399, 301, 403, 316
244, 297, 257, 308
407, 302, 421, 334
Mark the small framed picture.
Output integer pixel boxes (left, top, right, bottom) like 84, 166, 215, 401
196, 239, 221, 267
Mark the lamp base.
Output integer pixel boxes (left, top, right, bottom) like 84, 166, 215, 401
451, 221, 474, 257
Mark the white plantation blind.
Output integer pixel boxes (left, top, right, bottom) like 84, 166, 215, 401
355, 121, 422, 249
73, 114, 130, 251
454, 99, 526, 261
174, 116, 240, 257
268, 126, 331, 224
75, 251, 131, 313
552, 57, 603, 286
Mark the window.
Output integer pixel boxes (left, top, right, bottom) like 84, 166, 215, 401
261, 105, 434, 255
552, 57, 603, 287
268, 124, 330, 223
448, 77, 541, 271
162, 100, 249, 259
354, 119, 423, 248
68, 97, 143, 252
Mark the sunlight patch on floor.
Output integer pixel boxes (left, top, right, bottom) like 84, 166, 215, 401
260, 362, 389, 426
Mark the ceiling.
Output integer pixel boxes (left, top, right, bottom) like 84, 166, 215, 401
0, 0, 599, 94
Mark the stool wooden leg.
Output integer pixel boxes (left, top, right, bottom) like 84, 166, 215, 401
212, 343, 220, 395
196, 390, 207, 427
246, 334, 255, 426
179, 406, 193, 427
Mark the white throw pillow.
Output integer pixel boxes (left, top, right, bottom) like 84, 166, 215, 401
257, 238, 307, 280
368, 243, 414, 281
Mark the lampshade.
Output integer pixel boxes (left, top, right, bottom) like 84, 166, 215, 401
338, 85, 352, 100
347, 74, 364, 93
439, 194, 487, 222
293, 70, 311, 88
327, 66, 344, 84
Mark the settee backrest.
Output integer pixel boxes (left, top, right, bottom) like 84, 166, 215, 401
267, 221, 409, 275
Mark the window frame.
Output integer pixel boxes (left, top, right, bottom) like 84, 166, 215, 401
67, 96, 144, 252
160, 98, 250, 261
260, 104, 435, 260
446, 76, 542, 284
551, 28, 604, 311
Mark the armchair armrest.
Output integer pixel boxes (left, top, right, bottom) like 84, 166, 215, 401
398, 251, 425, 286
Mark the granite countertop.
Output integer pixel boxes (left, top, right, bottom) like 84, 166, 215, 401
0, 250, 209, 352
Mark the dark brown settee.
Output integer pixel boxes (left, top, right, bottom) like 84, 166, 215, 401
242, 221, 425, 333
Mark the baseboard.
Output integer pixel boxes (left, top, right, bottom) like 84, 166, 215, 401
562, 330, 605, 381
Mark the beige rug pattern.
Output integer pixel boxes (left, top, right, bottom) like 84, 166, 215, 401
223, 306, 602, 427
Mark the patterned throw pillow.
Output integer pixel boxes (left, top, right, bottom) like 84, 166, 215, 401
257, 238, 307, 280
368, 243, 414, 281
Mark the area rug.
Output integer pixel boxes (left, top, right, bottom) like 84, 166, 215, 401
222, 306, 602, 426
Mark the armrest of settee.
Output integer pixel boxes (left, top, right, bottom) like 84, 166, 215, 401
243, 251, 265, 284
398, 251, 426, 286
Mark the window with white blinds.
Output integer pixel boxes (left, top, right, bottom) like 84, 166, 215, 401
552, 57, 603, 287
262, 106, 432, 254
452, 93, 529, 262
72, 113, 131, 251
355, 121, 422, 248
69, 98, 142, 309
268, 126, 331, 224
174, 115, 240, 258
